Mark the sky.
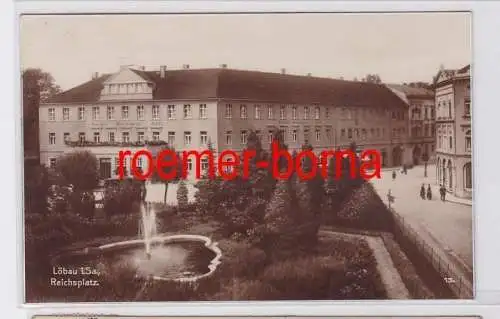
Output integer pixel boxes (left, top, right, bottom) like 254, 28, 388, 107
20, 12, 471, 91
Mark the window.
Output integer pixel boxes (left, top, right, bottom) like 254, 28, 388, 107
168, 105, 176, 120
122, 132, 130, 143
152, 105, 160, 120
465, 130, 471, 152
241, 130, 248, 145
448, 101, 452, 118
187, 158, 193, 172
255, 105, 262, 119
292, 129, 297, 142
464, 162, 472, 189
292, 106, 297, 120
152, 131, 160, 141
348, 128, 353, 139
137, 105, 145, 120
184, 132, 191, 146
315, 129, 321, 142
63, 107, 69, 120
63, 132, 70, 142
392, 128, 397, 137
93, 132, 100, 143
48, 108, 55, 121
225, 131, 232, 145
304, 106, 309, 120
267, 105, 273, 119
392, 111, 396, 119
200, 131, 208, 145
107, 106, 114, 120
326, 127, 332, 142
92, 107, 100, 120
78, 107, 85, 120
225, 104, 232, 119
201, 158, 209, 172
49, 158, 57, 169
48, 133, 56, 145
199, 104, 207, 119
431, 108, 435, 119
280, 105, 286, 120
303, 128, 310, 144
314, 106, 320, 120
341, 129, 346, 138
183, 104, 192, 119
362, 129, 367, 140
449, 136, 453, 149
464, 101, 471, 116
121, 105, 129, 119
78, 132, 86, 142
325, 107, 330, 119
268, 130, 274, 144
255, 130, 262, 141
168, 132, 175, 145
137, 131, 145, 143
108, 131, 115, 143
424, 108, 428, 120
240, 105, 248, 119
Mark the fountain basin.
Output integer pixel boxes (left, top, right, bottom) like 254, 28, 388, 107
54, 234, 222, 283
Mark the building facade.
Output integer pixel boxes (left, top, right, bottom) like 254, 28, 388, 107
387, 84, 436, 165
434, 65, 472, 199
39, 65, 411, 180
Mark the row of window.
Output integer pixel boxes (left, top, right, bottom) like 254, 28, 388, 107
436, 99, 470, 120
436, 130, 471, 152
48, 103, 408, 122
223, 104, 405, 121
411, 124, 436, 138
411, 106, 435, 120
47, 104, 209, 122
48, 131, 210, 146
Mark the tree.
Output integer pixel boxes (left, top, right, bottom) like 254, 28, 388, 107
363, 74, 382, 84
422, 152, 430, 177
55, 151, 99, 192
22, 69, 61, 158
150, 145, 182, 204
176, 180, 189, 209
24, 164, 50, 215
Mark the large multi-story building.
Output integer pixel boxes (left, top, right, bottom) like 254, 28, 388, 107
39, 65, 411, 179
387, 84, 436, 165
434, 64, 471, 199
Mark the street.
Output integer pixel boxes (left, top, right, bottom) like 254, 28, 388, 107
371, 164, 473, 270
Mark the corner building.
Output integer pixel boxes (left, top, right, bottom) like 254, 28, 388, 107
434, 65, 472, 199
40, 65, 411, 179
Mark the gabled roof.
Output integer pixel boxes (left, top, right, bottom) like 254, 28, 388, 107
46, 68, 408, 109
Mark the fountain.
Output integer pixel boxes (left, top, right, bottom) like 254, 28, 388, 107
139, 202, 157, 260
54, 181, 222, 283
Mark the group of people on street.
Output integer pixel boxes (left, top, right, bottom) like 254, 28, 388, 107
420, 184, 432, 200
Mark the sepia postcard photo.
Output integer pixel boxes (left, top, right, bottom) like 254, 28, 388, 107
21, 12, 473, 303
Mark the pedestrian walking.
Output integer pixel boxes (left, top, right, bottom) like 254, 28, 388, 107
426, 184, 432, 200
392, 170, 396, 180
420, 184, 426, 200
439, 185, 446, 201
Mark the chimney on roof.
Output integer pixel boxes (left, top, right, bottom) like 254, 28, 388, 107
183, 64, 190, 69
307, 73, 312, 77
220, 64, 227, 69
281, 68, 286, 74
92, 72, 99, 80
139, 66, 145, 71
160, 65, 167, 78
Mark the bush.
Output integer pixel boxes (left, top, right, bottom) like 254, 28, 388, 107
261, 256, 351, 300
217, 239, 267, 279
325, 182, 394, 232
103, 179, 141, 217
